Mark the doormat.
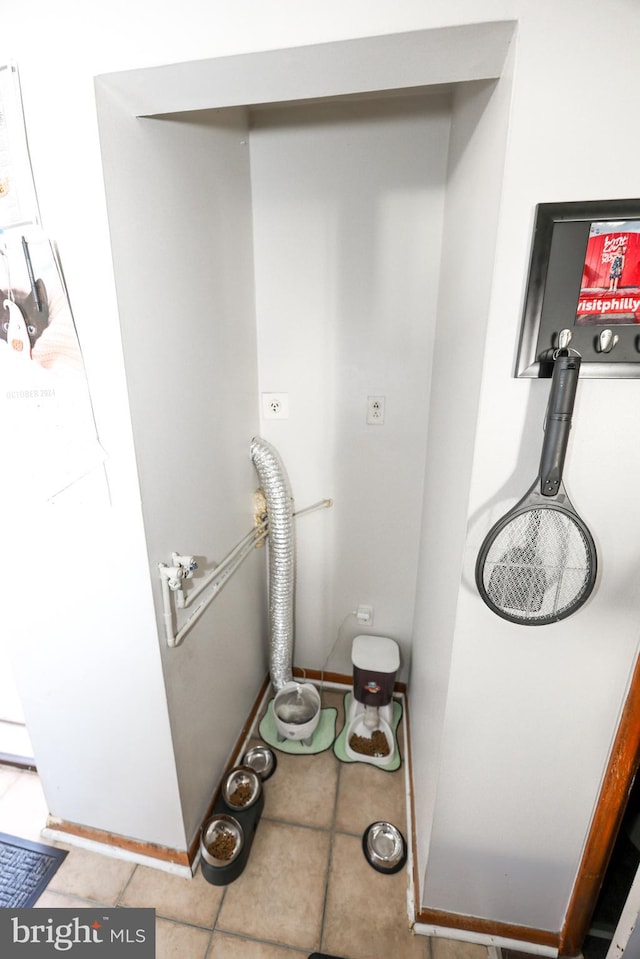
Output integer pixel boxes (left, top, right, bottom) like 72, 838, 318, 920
0, 831, 67, 907
259, 700, 337, 755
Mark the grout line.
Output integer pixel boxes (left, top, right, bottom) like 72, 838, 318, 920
152, 914, 219, 934
259, 810, 368, 840
204, 923, 216, 956
211, 873, 229, 933
210, 927, 309, 954
259, 815, 332, 834
317, 736, 343, 953
36, 889, 112, 909
116, 861, 138, 905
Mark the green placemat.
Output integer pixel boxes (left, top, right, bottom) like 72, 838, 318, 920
259, 699, 337, 755
333, 692, 402, 771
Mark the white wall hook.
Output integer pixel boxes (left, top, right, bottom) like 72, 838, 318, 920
558, 328, 572, 350
598, 328, 619, 354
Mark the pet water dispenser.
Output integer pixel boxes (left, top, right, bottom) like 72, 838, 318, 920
272, 681, 321, 746
345, 635, 400, 767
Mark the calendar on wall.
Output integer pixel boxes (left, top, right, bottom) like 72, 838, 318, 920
0, 62, 105, 503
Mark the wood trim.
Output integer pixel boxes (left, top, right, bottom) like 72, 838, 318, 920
559, 651, 640, 956
187, 673, 272, 863
293, 666, 351, 686
415, 908, 559, 950
46, 818, 191, 868
47, 676, 274, 871
292, 665, 407, 694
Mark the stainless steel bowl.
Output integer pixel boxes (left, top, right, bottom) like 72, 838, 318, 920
200, 813, 244, 867
242, 745, 277, 781
363, 821, 407, 874
221, 765, 262, 810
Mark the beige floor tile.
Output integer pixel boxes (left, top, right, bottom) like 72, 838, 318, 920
47, 846, 135, 904
156, 917, 211, 959
334, 755, 407, 836
321, 832, 428, 959
1, 690, 423, 959
217, 820, 330, 951
35, 889, 100, 908
431, 937, 488, 959
0, 768, 49, 841
120, 863, 224, 927
208, 931, 308, 957
319, 687, 347, 727
261, 747, 339, 829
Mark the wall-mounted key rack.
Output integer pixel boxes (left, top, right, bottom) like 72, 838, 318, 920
516, 198, 640, 378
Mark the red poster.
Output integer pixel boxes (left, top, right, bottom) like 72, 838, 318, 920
576, 220, 640, 324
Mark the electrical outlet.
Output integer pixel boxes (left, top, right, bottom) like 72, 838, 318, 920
262, 392, 289, 419
356, 604, 373, 625
367, 396, 385, 425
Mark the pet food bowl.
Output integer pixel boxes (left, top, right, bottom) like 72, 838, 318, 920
200, 813, 244, 868
345, 714, 395, 766
362, 821, 407, 874
273, 681, 321, 742
242, 745, 277, 781
221, 766, 262, 810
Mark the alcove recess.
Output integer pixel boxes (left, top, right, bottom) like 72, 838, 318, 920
95, 21, 513, 877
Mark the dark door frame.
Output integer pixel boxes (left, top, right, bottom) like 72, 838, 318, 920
560, 652, 640, 955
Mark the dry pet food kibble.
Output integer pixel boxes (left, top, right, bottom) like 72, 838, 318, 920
208, 828, 236, 861
228, 782, 253, 806
349, 730, 390, 757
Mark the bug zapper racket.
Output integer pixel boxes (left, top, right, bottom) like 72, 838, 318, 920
476, 351, 597, 625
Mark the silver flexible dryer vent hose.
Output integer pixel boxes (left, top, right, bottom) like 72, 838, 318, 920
250, 436, 294, 691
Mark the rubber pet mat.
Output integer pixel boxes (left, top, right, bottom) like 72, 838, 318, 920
333, 692, 403, 771
259, 700, 337, 755
0, 831, 67, 907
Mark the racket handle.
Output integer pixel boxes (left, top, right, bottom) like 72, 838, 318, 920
539, 352, 581, 497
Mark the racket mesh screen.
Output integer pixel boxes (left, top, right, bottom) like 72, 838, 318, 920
480, 507, 593, 624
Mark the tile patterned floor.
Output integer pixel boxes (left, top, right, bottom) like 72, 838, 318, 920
0, 688, 489, 959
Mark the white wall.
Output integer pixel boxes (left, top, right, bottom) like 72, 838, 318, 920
410, 67, 513, 894
94, 100, 268, 844
412, 0, 640, 935
249, 93, 451, 679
